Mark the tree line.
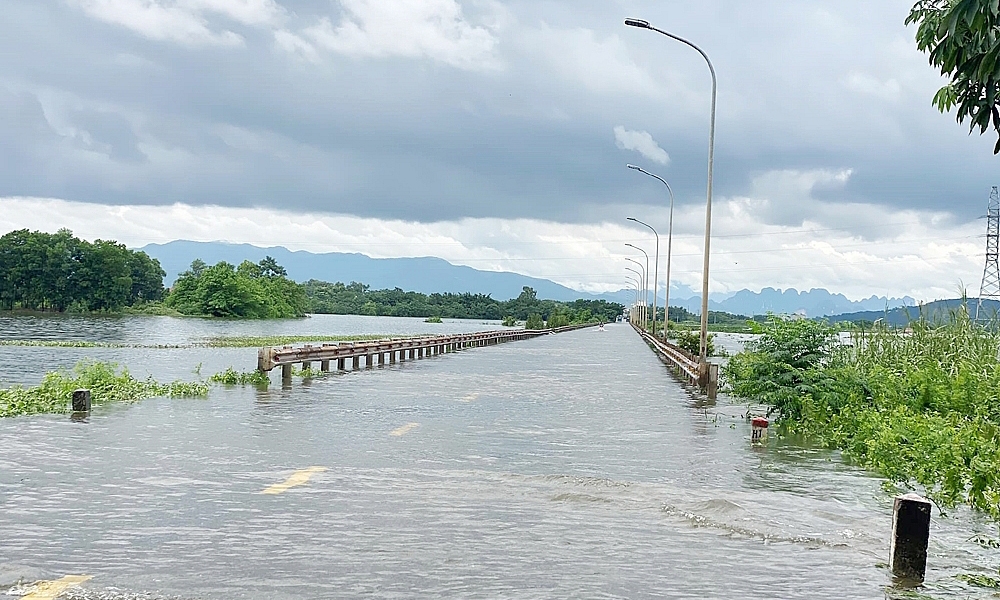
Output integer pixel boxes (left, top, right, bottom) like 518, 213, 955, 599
0, 229, 165, 311
0, 229, 622, 321
304, 281, 622, 323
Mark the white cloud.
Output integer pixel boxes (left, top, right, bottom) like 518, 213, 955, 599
293, 0, 502, 70
614, 126, 669, 165
0, 196, 982, 302
70, 0, 284, 46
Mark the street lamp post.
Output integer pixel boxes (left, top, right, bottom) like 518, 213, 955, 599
627, 213, 662, 338
625, 17, 716, 371
627, 170, 672, 338
625, 276, 642, 325
625, 257, 649, 330
625, 243, 650, 330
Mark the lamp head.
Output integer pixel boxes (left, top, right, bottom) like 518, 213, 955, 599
627, 164, 640, 171
626, 217, 638, 223
624, 18, 650, 28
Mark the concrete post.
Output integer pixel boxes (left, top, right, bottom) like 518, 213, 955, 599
390, 351, 396, 364
72, 389, 91, 412
281, 364, 292, 383
353, 356, 361, 370
320, 360, 330, 372
302, 361, 312, 372
707, 363, 719, 400
890, 493, 931, 581
338, 358, 345, 371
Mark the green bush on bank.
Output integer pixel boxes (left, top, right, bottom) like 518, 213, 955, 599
723, 311, 1000, 519
0, 361, 209, 418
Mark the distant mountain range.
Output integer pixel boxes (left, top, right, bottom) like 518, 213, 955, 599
140, 240, 918, 316
828, 298, 1000, 325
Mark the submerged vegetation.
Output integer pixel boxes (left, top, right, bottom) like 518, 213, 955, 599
209, 367, 271, 386
724, 311, 1000, 519
0, 361, 209, 418
203, 334, 396, 347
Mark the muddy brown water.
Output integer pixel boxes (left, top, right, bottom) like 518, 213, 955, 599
1, 316, 998, 598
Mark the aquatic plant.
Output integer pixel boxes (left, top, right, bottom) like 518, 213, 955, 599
501, 315, 517, 327
0, 360, 209, 418
203, 334, 389, 348
424, 316, 443, 323
208, 367, 271, 386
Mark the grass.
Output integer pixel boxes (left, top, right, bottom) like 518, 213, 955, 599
0, 360, 209, 418
723, 309, 1000, 519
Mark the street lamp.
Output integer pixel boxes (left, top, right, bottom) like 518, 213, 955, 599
625, 256, 649, 330
625, 276, 641, 325
625, 17, 716, 369
625, 243, 650, 330
625, 265, 645, 328
627, 170, 672, 338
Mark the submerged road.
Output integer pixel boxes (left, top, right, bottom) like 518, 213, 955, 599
0, 323, 990, 598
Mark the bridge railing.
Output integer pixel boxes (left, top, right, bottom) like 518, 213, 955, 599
257, 322, 599, 378
632, 324, 718, 399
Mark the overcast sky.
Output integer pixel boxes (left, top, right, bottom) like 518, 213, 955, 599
0, 0, 995, 300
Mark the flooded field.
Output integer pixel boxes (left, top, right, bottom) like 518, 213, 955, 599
1, 316, 998, 598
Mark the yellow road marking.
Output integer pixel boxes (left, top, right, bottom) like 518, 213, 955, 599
261, 466, 327, 494
460, 392, 480, 403
390, 422, 420, 436
23, 575, 92, 600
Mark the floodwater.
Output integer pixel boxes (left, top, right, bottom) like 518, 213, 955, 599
1, 316, 998, 599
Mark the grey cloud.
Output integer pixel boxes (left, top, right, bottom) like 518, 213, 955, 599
0, 0, 998, 224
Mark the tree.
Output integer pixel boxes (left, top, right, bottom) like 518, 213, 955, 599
908, 0, 1000, 153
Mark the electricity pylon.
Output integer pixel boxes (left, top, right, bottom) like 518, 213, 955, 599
977, 186, 1000, 320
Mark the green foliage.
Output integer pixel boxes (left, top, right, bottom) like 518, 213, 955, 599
0, 229, 165, 312
501, 315, 517, 327
424, 316, 443, 323
525, 313, 545, 330
203, 334, 388, 347
908, 0, 1000, 153
0, 361, 208, 418
303, 282, 623, 322
164, 256, 306, 319
209, 367, 271, 386
546, 307, 571, 328
724, 309, 1000, 519
674, 329, 717, 357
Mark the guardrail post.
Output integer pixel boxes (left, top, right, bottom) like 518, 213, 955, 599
353, 356, 360, 370
302, 361, 312, 372
890, 493, 931, 581
320, 360, 330, 372
338, 358, 345, 371
390, 350, 396, 364
281, 364, 292, 383
707, 364, 719, 400
72, 389, 91, 413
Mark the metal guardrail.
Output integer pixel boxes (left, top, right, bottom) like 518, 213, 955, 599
257, 322, 599, 380
632, 324, 718, 399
